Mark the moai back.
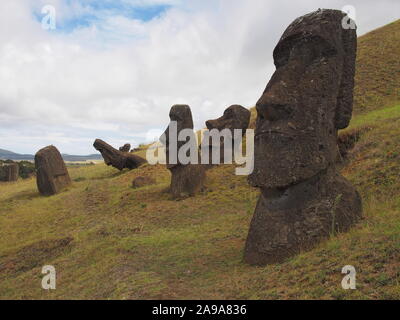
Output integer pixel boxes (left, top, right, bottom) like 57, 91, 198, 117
6, 163, 19, 181
0, 163, 19, 182
35, 145, 71, 196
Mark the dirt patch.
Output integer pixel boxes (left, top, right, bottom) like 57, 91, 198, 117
0, 237, 73, 277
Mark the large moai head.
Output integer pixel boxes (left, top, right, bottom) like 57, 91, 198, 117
160, 104, 195, 169
248, 9, 357, 188
206, 105, 251, 133
35, 145, 71, 196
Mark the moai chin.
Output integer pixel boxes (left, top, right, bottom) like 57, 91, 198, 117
244, 9, 362, 265
160, 104, 206, 198
35, 145, 71, 196
204, 105, 251, 165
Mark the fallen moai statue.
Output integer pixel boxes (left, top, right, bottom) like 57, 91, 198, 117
93, 139, 146, 170
35, 145, 71, 196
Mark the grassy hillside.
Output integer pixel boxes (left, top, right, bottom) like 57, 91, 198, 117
0, 104, 399, 299
0, 20, 399, 300
353, 19, 400, 115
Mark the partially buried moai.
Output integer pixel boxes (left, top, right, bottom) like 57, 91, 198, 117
244, 9, 362, 265
160, 105, 206, 198
204, 105, 251, 165
0, 163, 19, 182
35, 145, 71, 196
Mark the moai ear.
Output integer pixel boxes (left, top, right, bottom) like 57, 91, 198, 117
335, 20, 357, 130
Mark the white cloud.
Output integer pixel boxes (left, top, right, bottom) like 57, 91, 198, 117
0, 0, 399, 154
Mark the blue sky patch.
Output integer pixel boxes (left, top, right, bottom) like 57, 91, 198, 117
34, 0, 173, 34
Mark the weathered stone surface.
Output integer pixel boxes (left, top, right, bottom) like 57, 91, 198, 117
35, 146, 71, 196
132, 176, 156, 188
206, 105, 251, 133
245, 9, 362, 265
93, 139, 147, 170
119, 144, 131, 153
160, 104, 206, 197
169, 164, 206, 197
204, 105, 251, 164
0, 163, 19, 182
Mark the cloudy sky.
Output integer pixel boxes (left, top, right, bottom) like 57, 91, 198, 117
0, 0, 398, 155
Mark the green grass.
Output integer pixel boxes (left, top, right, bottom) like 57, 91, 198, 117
0, 103, 399, 299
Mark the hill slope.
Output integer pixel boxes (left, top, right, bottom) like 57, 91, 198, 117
0, 20, 399, 300
353, 19, 400, 114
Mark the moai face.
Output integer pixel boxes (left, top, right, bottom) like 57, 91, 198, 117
206, 105, 251, 133
160, 105, 194, 168
93, 139, 125, 169
248, 9, 356, 188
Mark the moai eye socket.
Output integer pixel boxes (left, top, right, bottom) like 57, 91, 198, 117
289, 37, 338, 67
256, 102, 293, 122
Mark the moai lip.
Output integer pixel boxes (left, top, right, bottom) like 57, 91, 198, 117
35, 145, 71, 196
244, 9, 362, 266
93, 139, 146, 170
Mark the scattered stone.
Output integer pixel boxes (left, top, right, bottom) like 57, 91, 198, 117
93, 139, 147, 170
35, 145, 71, 196
119, 143, 131, 153
160, 104, 206, 198
244, 9, 362, 266
132, 176, 156, 188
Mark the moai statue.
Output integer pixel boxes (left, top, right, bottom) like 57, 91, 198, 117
119, 143, 131, 153
160, 105, 206, 198
93, 139, 146, 170
245, 9, 362, 265
204, 105, 251, 164
35, 146, 71, 196
0, 163, 19, 182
